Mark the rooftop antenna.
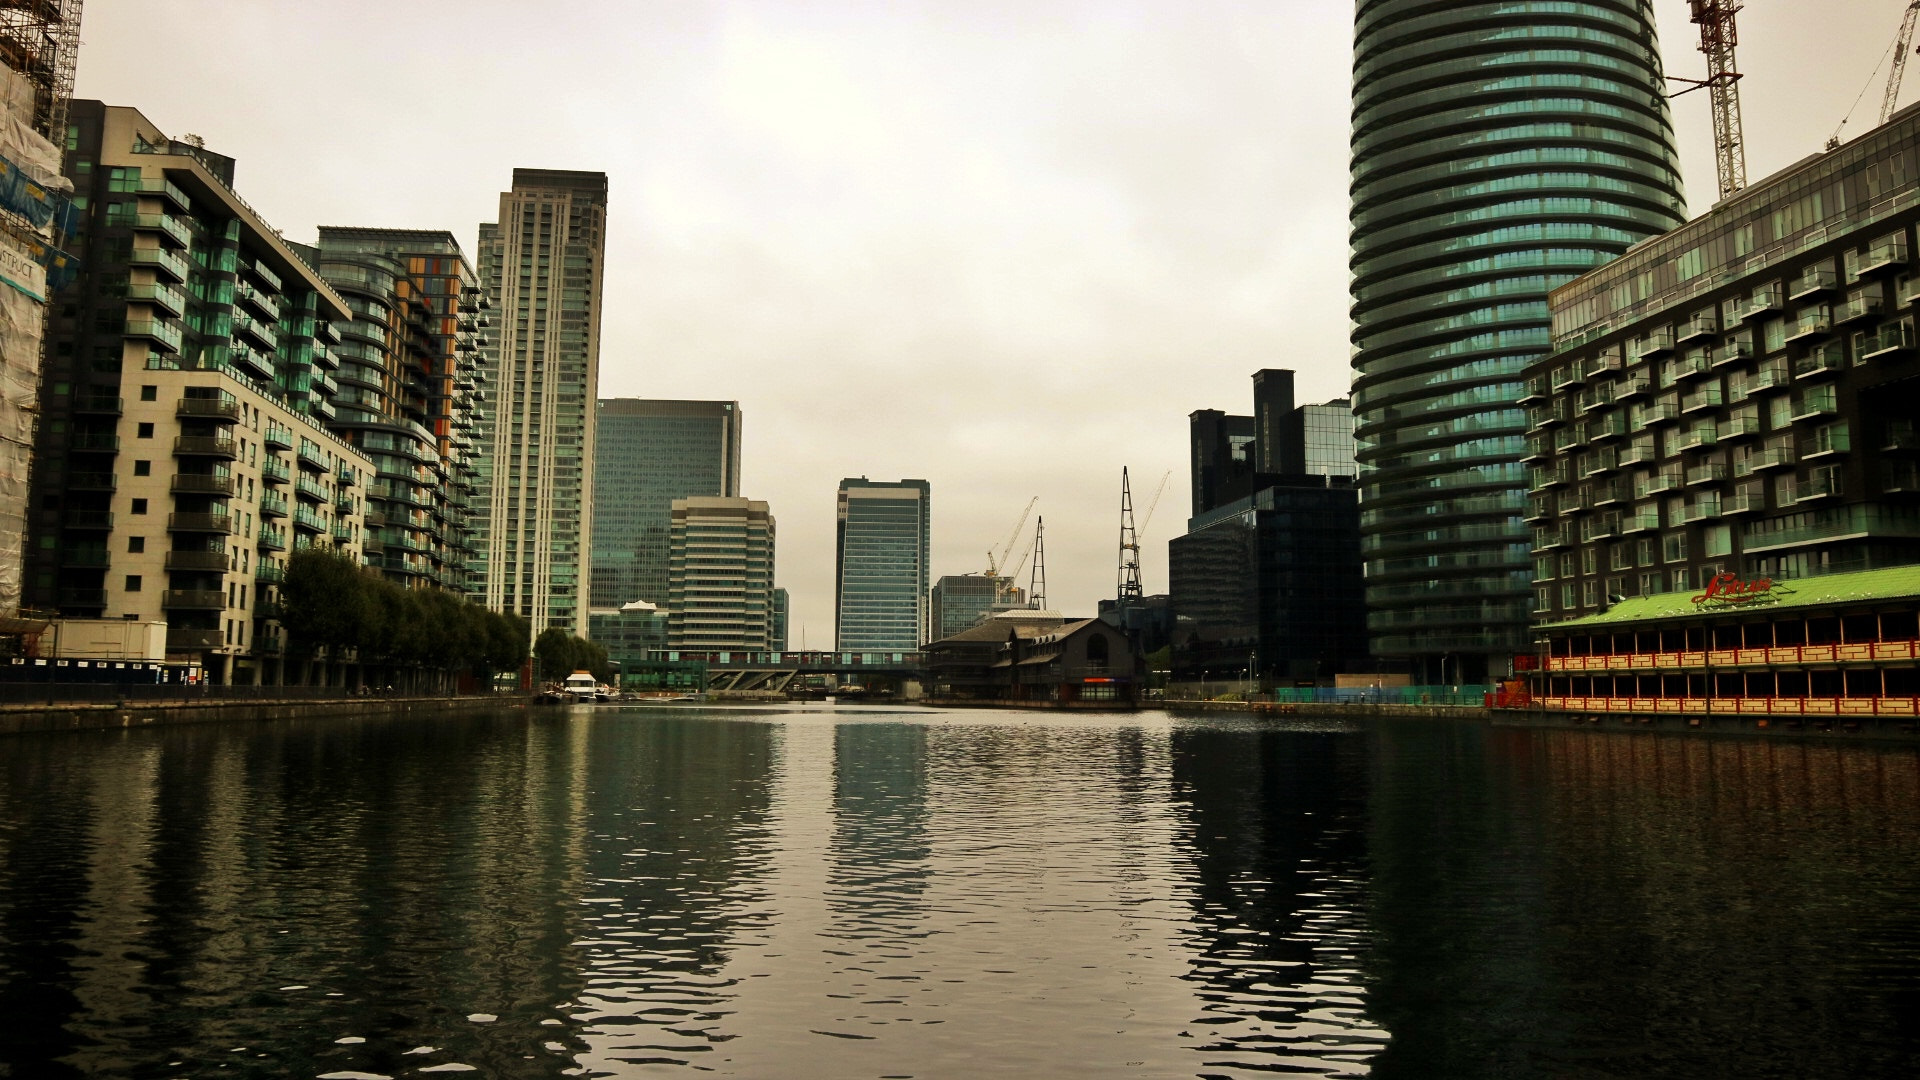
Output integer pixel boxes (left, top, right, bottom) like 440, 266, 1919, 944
1117, 468, 1143, 604
1027, 516, 1048, 611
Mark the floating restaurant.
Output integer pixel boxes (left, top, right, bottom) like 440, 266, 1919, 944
1516, 564, 1920, 732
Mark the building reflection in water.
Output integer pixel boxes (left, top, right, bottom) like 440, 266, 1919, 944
1361, 721, 1920, 1080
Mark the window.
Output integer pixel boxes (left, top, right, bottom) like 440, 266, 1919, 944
131, 499, 147, 514
127, 536, 143, 553
136, 422, 154, 438
140, 385, 157, 401
1663, 531, 1689, 562
133, 460, 150, 476
1703, 524, 1732, 558
124, 575, 141, 592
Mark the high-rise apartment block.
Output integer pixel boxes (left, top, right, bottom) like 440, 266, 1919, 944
314, 228, 486, 591
591, 398, 741, 610
27, 103, 372, 681
835, 478, 929, 650
1349, 0, 1687, 681
1526, 105, 1920, 623
470, 169, 607, 636
666, 496, 774, 651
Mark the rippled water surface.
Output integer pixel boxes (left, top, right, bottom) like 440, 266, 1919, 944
2, 705, 1918, 1078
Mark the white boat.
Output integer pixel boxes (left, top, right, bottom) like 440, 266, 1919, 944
563, 671, 599, 702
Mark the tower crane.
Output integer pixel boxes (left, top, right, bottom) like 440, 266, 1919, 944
1883, 2, 1920, 125
985, 496, 1038, 578
1670, 1, 1748, 200
1116, 467, 1173, 604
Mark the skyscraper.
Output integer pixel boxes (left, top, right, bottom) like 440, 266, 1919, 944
470, 169, 607, 636
835, 478, 929, 650
666, 496, 774, 651
591, 399, 741, 609
1349, 0, 1687, 681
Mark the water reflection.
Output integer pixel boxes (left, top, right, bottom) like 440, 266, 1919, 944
0, 707, 1917, 1079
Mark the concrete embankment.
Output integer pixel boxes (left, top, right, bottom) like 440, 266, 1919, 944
0, 694, 530, 737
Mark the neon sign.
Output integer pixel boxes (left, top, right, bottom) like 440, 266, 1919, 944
1691, 572, 1782, 606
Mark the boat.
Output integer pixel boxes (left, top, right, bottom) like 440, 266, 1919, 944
563, 671, 600, 703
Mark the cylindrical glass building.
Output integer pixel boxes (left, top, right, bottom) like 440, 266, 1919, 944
1349, 0, 1687, 681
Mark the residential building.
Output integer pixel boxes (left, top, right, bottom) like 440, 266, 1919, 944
771, 586, 788, 651
666, 496, 774, 651
1172, 369, 1367, 683
470, 169, 607, 636
929, 572, 1024, 641
1525, 106, 1920, 625
314, 228, 486, 592
1349, 0, 1688, 681
591, 398, 741, 610
835, 477, 929, 650
27, 103, 366, 681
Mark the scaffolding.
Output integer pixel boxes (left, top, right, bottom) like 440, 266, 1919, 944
0, 0, 82, 140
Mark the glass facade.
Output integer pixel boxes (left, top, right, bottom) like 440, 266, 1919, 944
590, 399, 741, 609
835, 478, 930, 650
1300, 401, 1358, 478
1349, 0, 1687, 678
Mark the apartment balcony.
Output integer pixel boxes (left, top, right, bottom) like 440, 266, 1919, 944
315, 320, 341, 344
1790, 265, 1837, 299
173, 436, 238, 459
1714, 337, 1753, 367
129, 244, 189, 283
336, 467, 357, 488
294, 476, 329, 503
1793, 472, 1845, 502
1685, 462, 1728, 486
1639, 399, 1681, 426
1587, 413, 1629, 442
232, 312, 280, 352
312, 398, 337, 422
1740, 284, 1783, 320
1580, 514, 1621, 542
138, 175, 191, 210
72, 394, 122, 415
1857, 321, 1914, 361
1634, 330, 1675, 358
132, 212, 191, 248
253, 600, 283, 622
127, 281, 187, 317
61, 510, 114, 530
1553, 426, 1583, 453
1613, 372, 1653, 399
58, 588, 108, 609
123, 318, 183, 356
59, 549, 111, 568
296, 442, 329, 471
1785, 308, 1832, 342
1799, 431, 1850, 460
65, 432, 119, 452
1676, 499, 1722, 524
1674, 427, 1718, 452
259, 424, 292, 450
292, 509, 326, 534
1719, 415, 1762, 441
166, 629, 225, 651
244, 258, 284, 292
170, 473, 236, 496
1836, 294, 1885, 325
1521, 435, 1550, 463
261, 457, 291, 485
1620, 511, 1661, 534
1528, 463, 1572, 492
1518, 376, 1550, 405
311, 342, 338, 371
1749, 363, 1791, 392
1738, 446, 1796, 474
331, 523, 354, 545
176, 397, 241, 422
1584, 448, 1619, 478
1524, 496, 1553, 522
1550, 364, 1586, 392
167, 513, 235, 534
1531, 524, 1573, 551
159, 594, 220, 616
67, 472, 116, 492
1790, 388, 1839, 421
1676, 315, 1718, 343
1860, 235, 1909, 275
255, 563, 284, 584
1680, 386, 1723, 414
1637, 470, 1683, 497
259, 492, 288, 518
164, 549, 230, 573
230, 341, 276, 380
1726, 491, 1767, 515
258, 526, 288, 552
1528, 401, 1570, 431
236, 282, 282, 322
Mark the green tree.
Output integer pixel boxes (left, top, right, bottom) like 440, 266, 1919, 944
482, 612, 530, 683
281, 548, 372, 654
534, 627, 576, 682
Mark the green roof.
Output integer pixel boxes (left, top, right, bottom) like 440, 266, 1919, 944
1550, 564, 1920, 630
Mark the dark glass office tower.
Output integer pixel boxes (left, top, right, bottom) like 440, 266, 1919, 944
1349, 0, 1687, 681
590, 399, 741, 609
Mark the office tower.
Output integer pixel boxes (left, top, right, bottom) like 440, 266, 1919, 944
1173, 370, 1365, 682
470, 169, 607, 636
835, 478, 930, 650
591, 398, 741, 609
666, 497, 774, 650
1526, 107, 1920, 622
1350, 0, 1687, 681
28, 103, 370, 682
314, 228, 486, 591
771, 587, 788, 651
928, 573, 1025, 642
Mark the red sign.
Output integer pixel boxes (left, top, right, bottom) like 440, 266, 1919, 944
1691, 572, 1775, 605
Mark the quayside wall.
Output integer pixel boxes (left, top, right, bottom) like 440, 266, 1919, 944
0, 694, 530, 738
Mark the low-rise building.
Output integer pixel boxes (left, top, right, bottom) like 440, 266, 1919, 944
925, 611, 1139, 707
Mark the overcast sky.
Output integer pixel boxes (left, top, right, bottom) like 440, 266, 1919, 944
71, 1, 1914, 642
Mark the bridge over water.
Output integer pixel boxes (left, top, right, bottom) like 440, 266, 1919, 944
631, 650, 927, 692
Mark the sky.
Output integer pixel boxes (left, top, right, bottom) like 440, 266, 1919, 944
70, 0, 1917, 643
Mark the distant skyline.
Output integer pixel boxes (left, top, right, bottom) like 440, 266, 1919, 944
70, 0, 1920, 639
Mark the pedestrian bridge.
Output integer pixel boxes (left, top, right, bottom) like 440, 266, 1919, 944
641, 650, 927, 692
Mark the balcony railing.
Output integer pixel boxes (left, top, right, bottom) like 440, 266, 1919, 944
164, 549, 230, 572
170, 473, 236, 496
162, 589, 226, 610
166, 629, 225, 651
173, 436, 238, 459
176, 397, 241, 421
167, 513, 235, 534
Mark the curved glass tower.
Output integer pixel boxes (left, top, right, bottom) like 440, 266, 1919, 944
1349, 0, 1686, 680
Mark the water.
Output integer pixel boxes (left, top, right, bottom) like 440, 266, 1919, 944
1, 704, 1917, 1078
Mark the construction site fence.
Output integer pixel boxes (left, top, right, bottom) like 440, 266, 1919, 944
1198, 686, 1493, 707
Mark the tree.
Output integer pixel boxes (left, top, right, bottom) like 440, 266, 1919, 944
482, 612, 529, 683
534, 627, 576, 682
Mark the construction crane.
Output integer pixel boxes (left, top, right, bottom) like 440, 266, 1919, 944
1670, 1, 1748, 201
985, 496, 1038, 578
1885, 2, 1920, 125
1116, 467, 1173, 604
1027, 516, 1048, 611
